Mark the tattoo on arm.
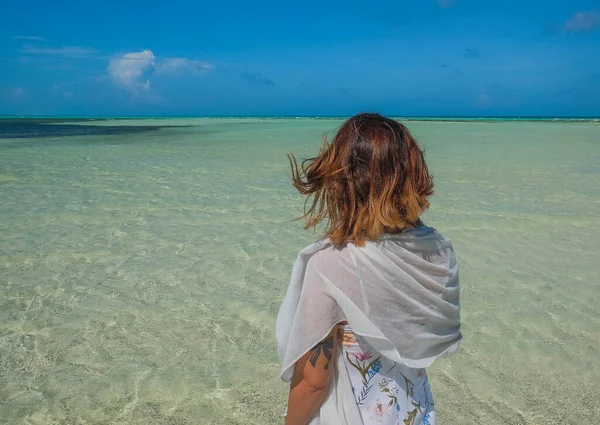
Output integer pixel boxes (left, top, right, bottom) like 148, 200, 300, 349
309, 336, 334, 369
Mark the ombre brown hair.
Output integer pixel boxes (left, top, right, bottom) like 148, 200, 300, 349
288, 113, 434, 246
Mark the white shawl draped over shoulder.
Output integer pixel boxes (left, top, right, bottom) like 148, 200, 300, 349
276, 226, 461, 425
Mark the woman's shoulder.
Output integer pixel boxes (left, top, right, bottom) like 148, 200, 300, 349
378, 225, 453, 246
296, 225, 453, 269
296, 239, 350, 271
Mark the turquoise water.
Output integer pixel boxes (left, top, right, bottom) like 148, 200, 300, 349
1, 118, 599, 424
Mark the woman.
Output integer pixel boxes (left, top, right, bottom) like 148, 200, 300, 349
276, 113, 462, 425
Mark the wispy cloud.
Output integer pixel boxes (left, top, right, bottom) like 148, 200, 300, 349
10, 87, 24, 97
3, 87, 24, 99
564, 10, 600, 32
20, 44, 96, 57
51, 84, 74, 99
437, 0, 455, 8
475, 93, 491, 108
543, 23, 559, 36
155, 58, 214, 74
240, 72, 275, 86
108, 50, 155, 95
441, 64, 464, 75
42, 63, 75, 71
464, 48, 481, 58
13, 35, 48, 42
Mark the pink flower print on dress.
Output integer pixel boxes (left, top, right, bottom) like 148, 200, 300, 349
353, 351, 373, 362
374, 400, 386, 416
368, 399, 390, 422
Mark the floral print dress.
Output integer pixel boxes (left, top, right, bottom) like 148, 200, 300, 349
338, 324, 436, 425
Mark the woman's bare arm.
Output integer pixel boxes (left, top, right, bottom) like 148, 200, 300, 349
285, 327, 338, 425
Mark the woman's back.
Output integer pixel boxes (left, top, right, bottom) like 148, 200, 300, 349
293, 226, 460, 371
277, 226, 459, 424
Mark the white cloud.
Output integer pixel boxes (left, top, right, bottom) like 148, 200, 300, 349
14, 35, 48, 41
108, 50, 155, 95
20, 44, 95, 57
155, 58, 214, 74
107, 50, 214, 97
564, 11, 600, 32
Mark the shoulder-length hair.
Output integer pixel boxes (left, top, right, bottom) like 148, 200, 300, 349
288, 113, 434, 246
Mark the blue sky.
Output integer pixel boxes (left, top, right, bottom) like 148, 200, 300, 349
1, 0, 599, 116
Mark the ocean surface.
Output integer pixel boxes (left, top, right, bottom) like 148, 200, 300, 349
1, 118, 599, 424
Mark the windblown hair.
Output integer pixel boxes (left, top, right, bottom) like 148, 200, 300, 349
288, 113, 434, 246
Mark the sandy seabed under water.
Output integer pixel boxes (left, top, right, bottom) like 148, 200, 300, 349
1, 118, 599, 424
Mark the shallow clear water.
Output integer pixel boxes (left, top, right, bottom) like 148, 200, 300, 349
1, 118, 599, 424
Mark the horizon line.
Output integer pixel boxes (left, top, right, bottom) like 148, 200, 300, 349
1, 114, 599, 119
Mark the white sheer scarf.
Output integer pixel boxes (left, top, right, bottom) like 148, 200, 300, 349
276, 226, 461, 424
